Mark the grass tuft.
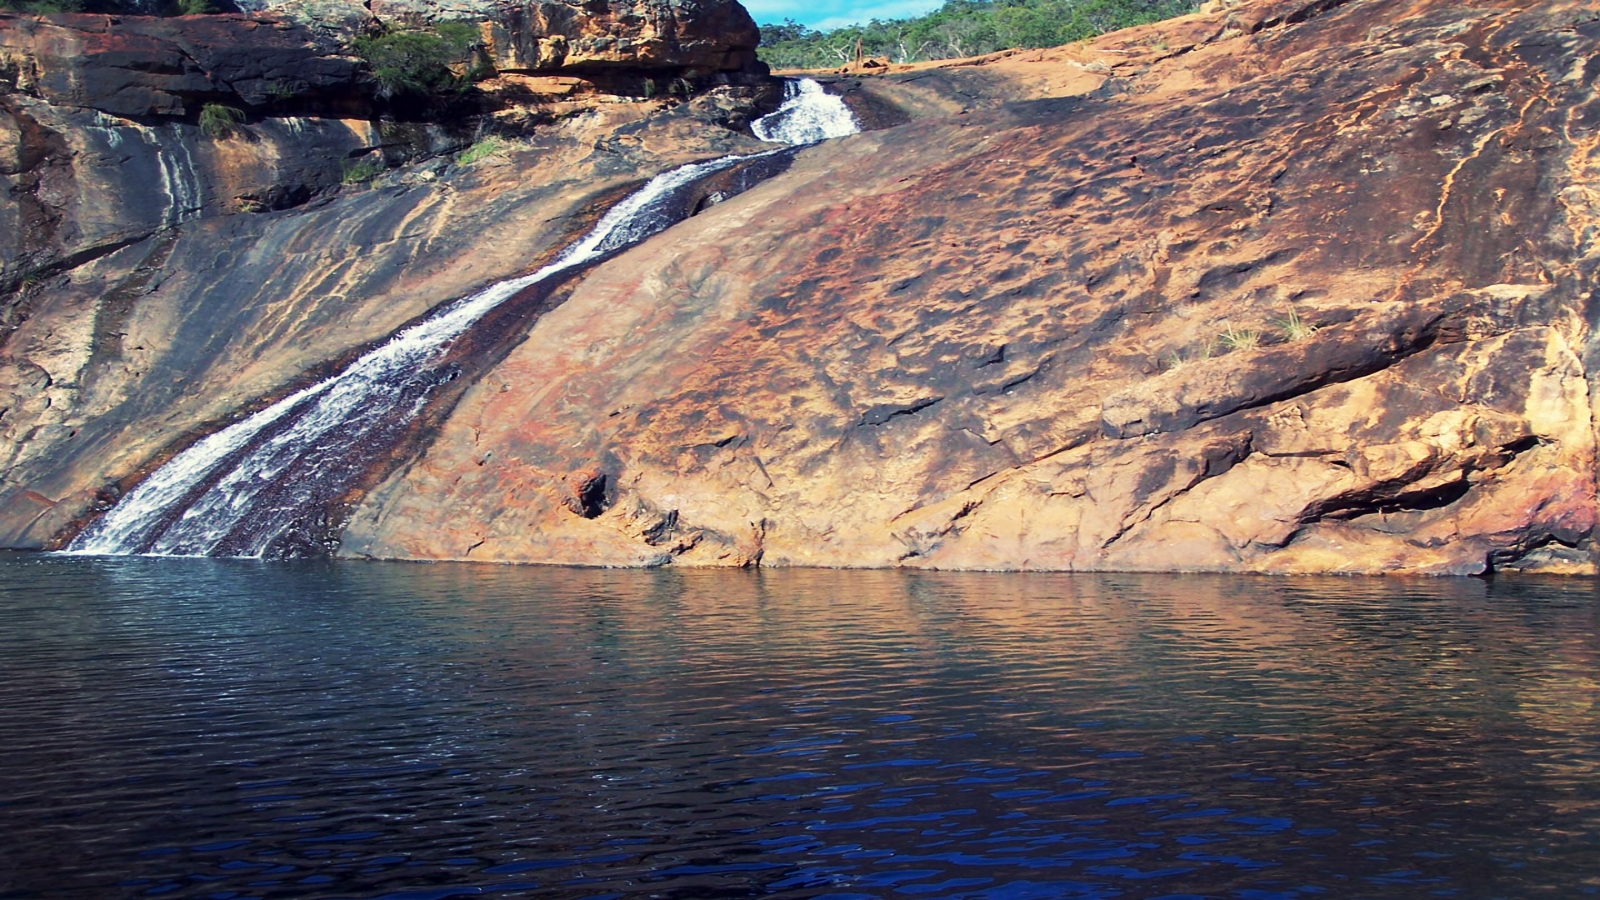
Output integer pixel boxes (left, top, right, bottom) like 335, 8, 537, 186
1219, 326, 1260, 352
198, 103, 245, 138
457, 136, 505, 166
341, 157, 384, 185
1164, 338, 1215, 371
1275, 309, 1317, 341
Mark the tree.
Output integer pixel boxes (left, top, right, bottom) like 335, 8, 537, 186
757, 0, 1200, 70
352, 22, 481, 100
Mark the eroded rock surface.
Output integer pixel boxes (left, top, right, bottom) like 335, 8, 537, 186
0, 0, 775, 546
4, 0, 1597, 574
0, 101, 770, 546
0, 12, 365, 118
340, 0, 1600, 574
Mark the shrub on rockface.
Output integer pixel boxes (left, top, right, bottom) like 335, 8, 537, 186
198, 102, 244, 137
353, 22, 484, 100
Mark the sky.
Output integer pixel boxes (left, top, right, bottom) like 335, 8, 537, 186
744, 0, 945, 31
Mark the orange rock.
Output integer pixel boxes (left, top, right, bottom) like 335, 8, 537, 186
343, 0, 1600, 574
7, 0, 1599, 576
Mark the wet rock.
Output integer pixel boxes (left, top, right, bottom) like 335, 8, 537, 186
0, 100, 773, 548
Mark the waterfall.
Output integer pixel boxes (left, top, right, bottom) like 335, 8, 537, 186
752, 79, 859, 145
82, 118, 204, 227
154, 134, 204, 228
67, 79, 859, 558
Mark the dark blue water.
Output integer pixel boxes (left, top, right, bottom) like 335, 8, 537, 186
1, 554, 1596, 900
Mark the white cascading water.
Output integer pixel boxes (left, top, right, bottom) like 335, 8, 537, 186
85, 117, 205, 228
751, 78, 859, 144
68, 79, 858, 557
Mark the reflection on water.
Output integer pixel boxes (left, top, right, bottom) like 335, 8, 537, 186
0, 554, 1596, 899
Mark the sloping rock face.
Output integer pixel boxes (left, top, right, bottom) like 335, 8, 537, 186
340, 0, 1600, 574
0, 101, 770, 546
0, 0, 771, 300
0, 0, 776, 545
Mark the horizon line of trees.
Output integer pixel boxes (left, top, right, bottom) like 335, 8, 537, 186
757, 0, 1199, 70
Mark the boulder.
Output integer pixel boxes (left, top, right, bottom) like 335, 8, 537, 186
469, 0, 761, 76
304, 0, 761, 76
0, 11, 365, 117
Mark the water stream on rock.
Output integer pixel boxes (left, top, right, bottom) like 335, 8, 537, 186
750, 76, 860, 144
67, 79, 859, 558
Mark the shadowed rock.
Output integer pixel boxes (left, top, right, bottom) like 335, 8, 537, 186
0, 12, 366, 117
339, 0, 1600, 575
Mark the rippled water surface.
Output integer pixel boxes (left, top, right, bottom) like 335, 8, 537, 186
1, 555, 1597, 899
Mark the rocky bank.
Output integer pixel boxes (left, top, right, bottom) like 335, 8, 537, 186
5, 0, 1600, 574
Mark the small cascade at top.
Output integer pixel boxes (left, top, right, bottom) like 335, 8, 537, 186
752, 78, 859, 145
66, 79, 859, 558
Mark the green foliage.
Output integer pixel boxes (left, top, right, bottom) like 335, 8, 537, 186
434, 20, 480, 47
1168, 313, 1309, 370
758, 0, 1198, 69
176, 0, 216, 13
457, 136, 504, 165
1275, 309, 1317, 341
1164, 338, 1213, 371
198, 102, 245, 138
1219, 325, 1260, 352
0, 0, 84, 12
352, 22, 481, 100
342, 156, 384, 185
